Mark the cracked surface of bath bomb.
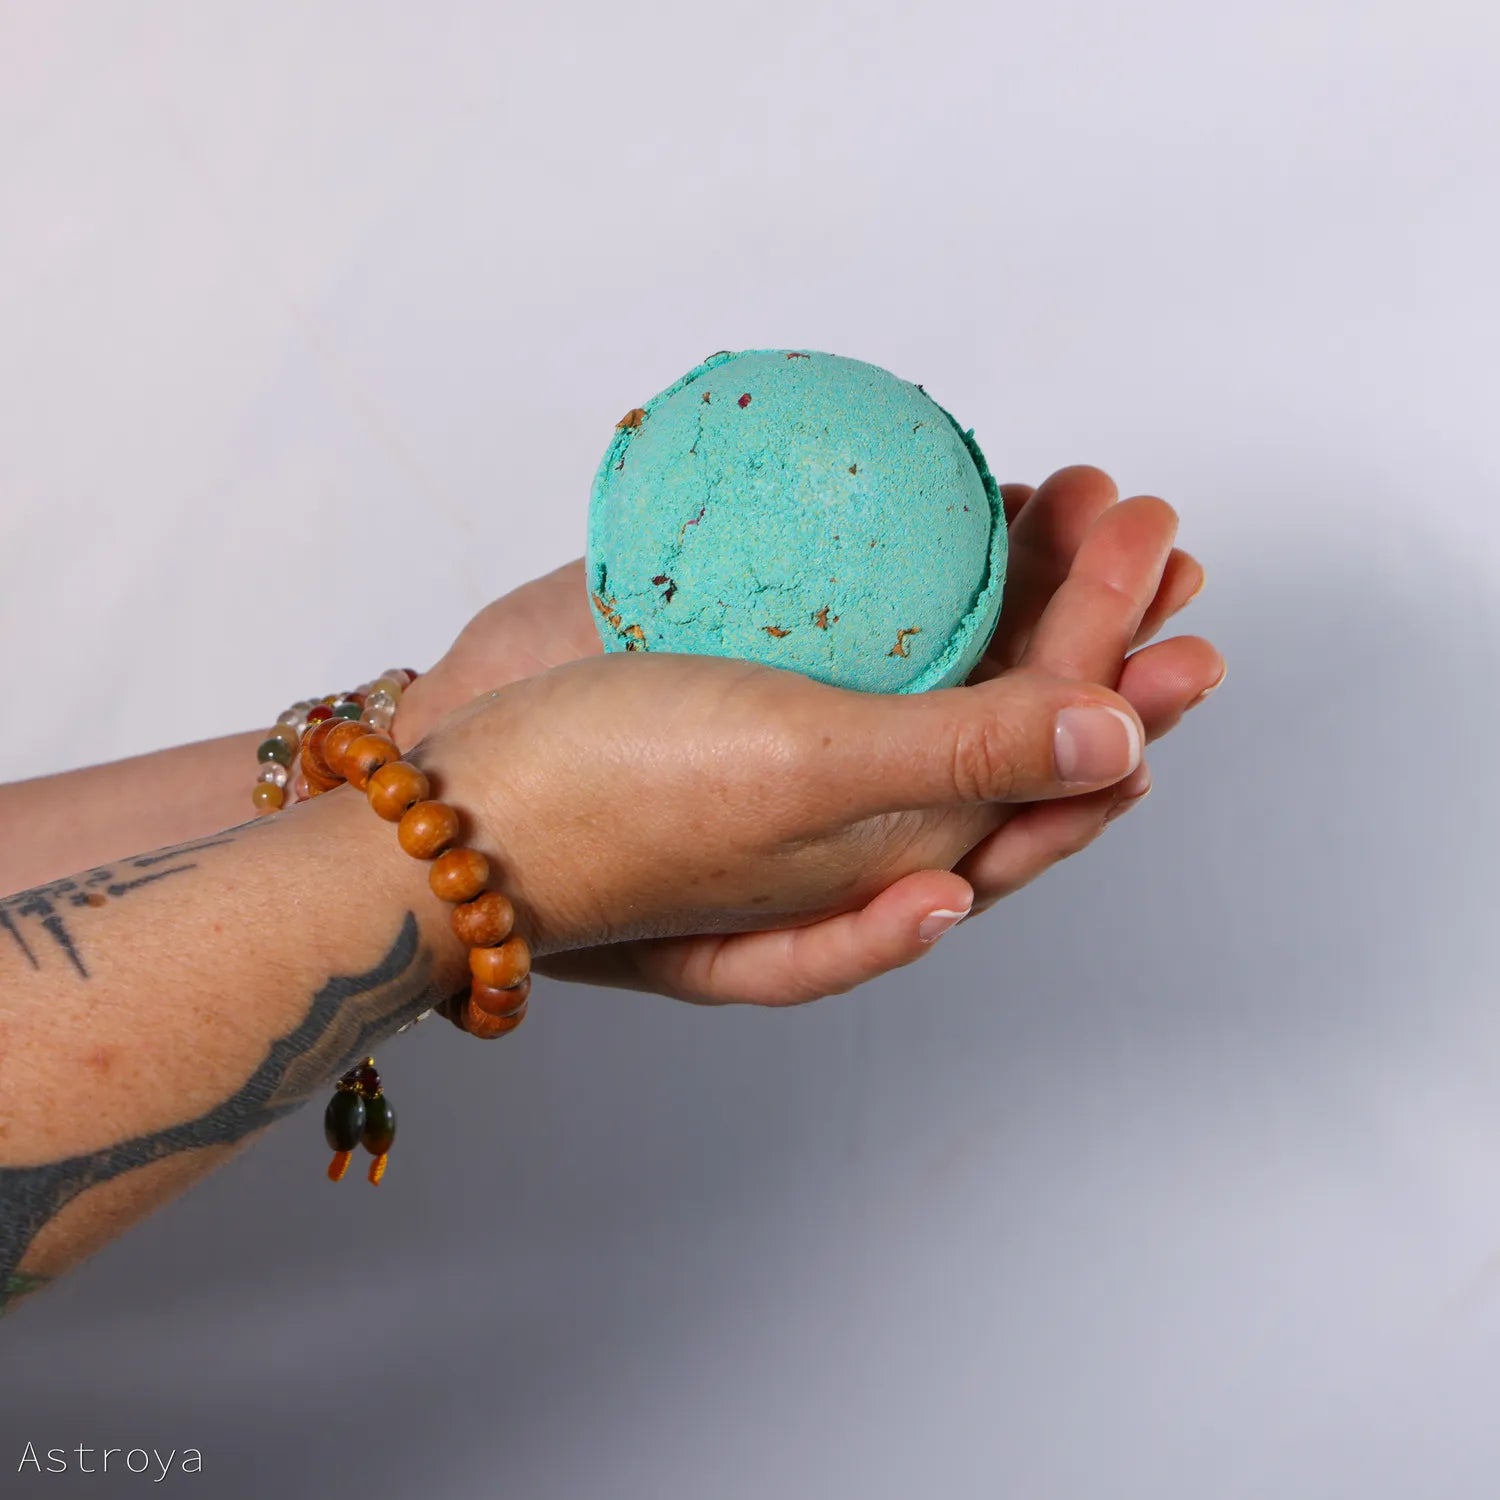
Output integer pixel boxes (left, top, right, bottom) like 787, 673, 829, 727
586, 349, 1007, 694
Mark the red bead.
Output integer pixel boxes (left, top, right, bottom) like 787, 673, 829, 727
306, 704, 334, 724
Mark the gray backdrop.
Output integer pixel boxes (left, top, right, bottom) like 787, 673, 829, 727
4, 3, 1500, 1496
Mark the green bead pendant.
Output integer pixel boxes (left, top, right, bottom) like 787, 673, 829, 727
362, 1093, 397, 1157
324, 1088, 367, 1151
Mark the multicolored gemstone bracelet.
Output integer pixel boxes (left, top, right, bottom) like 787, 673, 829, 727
252, 671, 533, 1184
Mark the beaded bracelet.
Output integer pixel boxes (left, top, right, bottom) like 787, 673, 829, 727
298, 711, 535, 1042
251, 670, 533, 1185
252, 671, 406, 817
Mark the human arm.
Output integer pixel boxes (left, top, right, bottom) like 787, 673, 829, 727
0, 789, 466, 1313
0, 730, 268, 895
2, 613, 1169, 1310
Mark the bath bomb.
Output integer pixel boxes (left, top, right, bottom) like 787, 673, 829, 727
586, 349, 1006, 694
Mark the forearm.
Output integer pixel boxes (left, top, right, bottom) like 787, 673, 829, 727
0, 788, 468, 1314
0, 730, 268, 895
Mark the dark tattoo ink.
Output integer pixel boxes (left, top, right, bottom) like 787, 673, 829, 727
0, 835, 235, 979
0, 912, 445, 1314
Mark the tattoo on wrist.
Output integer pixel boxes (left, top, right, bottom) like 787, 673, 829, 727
0, 912, 444, 1315
0, 836, 236, 979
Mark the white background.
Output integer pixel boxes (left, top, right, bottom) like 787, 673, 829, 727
4, 4, 1500, 1496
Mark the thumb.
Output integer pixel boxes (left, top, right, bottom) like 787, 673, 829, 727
825, 668, 1144, 820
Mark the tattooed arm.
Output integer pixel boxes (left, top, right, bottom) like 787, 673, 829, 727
0, 731, 270, 896
0, 790, 466, 1314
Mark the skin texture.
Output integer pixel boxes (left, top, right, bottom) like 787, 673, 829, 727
0, 465, 1222, 1311
0, 731, 269, 897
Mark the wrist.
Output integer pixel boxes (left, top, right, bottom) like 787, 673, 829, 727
282, 783, 472, 1004
401, 683, 599, 963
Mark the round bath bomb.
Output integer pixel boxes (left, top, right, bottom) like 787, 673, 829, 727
586, 349, 1006, 694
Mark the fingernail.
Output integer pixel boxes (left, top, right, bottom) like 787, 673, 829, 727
919, 905, 971, 943
1188, 663, 1227, 709
1054, 705, 1142, 785
1105, 764, 1152, 821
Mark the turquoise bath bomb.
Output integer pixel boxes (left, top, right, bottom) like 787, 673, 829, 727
586, 349, 1006, 693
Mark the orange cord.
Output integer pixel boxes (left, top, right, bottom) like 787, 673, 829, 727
327, 1150, 353, 1182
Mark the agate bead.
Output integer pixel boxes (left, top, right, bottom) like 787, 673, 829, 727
256, 737, 293, 767
251, 782, 285, 812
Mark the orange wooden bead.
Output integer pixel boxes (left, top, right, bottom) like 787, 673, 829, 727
471, 971, 531, 1017
321, 719, 370, 780
460, 994, 527, 1039
302, 761, 343, 795
429, 847, 490, 903
366, 760, 431, 822
343, 734, 401, 792
300, 719, 342, 782
450, 890, 514, 948
397, 800, 461, 859
468, 934, 530, 989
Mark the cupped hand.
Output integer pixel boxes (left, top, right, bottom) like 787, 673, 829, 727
395, 466, 1223, 1004
410, 644, 1151, 970
531, 470, 1221, 1002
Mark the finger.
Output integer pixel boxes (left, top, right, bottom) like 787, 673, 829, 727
957, 760, 1153, 916
969, 541, 1202, 686
1130, 550, 1204, 651
669, 869, 977, 1006
983, 466, 1120, 672
998, 482, 1036, 527
826, 668, 1144, 821
1116, 634, 1225, 739
1022, 494, 1178, 685
955, 634, 1223, 912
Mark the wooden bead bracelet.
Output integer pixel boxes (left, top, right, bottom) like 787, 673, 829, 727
299, 713, 535, 1040
254, 672, 534, 1184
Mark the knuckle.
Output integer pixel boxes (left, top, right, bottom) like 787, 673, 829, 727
949, 713, 1026, 802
